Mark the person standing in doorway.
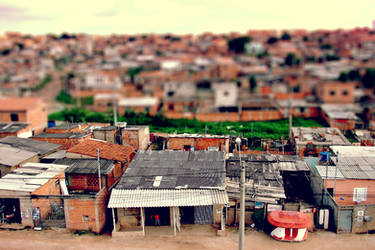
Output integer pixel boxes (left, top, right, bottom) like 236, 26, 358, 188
154, 213, 160, 226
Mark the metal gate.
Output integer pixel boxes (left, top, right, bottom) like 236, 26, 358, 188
42, 200, 66, 228
338, 210, 352, 233
194, 206, 213, 224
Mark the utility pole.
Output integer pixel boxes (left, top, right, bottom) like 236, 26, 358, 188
113, 91, 118, 126
288, 97, 293, 141
333, 152, 339, 199
236, 137, 245, 250
97, 148, 102, 190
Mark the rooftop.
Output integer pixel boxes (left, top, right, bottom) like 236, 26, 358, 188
168, 133, 229, 139
292, 127, 351, 146
226, 154, 309, 203
0, 136, 61, 155
0, 162, 68, 193
67, 138, 134, 162
0, 145, 37, 166
115, 151, 225, 189
54, 158, 115, 175
32, 132, 89, 139
118, 97, 158, 107
0, 123, 29, 133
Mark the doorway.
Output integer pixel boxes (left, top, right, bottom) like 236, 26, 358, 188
180, 206, 195, 224
0, 198, 21, 224
144, 207, 170, 226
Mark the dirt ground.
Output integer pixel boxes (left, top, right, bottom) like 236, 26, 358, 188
0, 227, 374, 250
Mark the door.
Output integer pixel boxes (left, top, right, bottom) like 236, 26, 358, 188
339, 210, 352, 233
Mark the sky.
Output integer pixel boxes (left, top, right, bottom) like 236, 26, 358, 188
0, 0, 374, 35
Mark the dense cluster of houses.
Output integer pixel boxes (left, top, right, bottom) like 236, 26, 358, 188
1, 28, 375, 237
2, 29, 375, 130
0, 102, 373, 236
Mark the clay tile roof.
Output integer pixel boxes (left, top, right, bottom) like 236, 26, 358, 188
67, 139, 134, 162
0, 97, 44, 111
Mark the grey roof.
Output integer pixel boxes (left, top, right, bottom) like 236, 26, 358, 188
226, 155, 289, 203
0, 136, 60, 155
49, 123, 80, 130
0, 123, 28, 133
93, 126, 116, 131
54, 158, 115, 175
292, 127, 351, 146
336, 156, 375, 179
0, 162, 68, 193
42, 150, 66, 160
0, 145, 38, 166
32, 133, 89, 139
115, 151, 225, 189
316, 165, 345, 179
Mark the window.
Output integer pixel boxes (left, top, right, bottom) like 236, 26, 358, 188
342, 90, 349, 96
300, 107, 305, 113
10, 113, 19, 122
223, 91, 229, 97
83, 215, 89, 222
329, 90, 335, 96
353, 187, 367, 202
168, 104, 174, 111
87, 175, 99, 188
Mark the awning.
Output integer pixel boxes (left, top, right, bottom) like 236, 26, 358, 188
108, 189, 229, 208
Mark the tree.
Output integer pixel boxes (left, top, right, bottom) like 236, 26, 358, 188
249, 76, 257, 93
325, 54, 340, 61
227, 36, 251, 53
127, 67, 143, 83
338, 72, 349, 82
267, 37, 278, 44
362, 68, 375, 88
348, 69, 360, 81
285, 53, 300, 67
281, 32, 291, 41
320, 43, 332, 50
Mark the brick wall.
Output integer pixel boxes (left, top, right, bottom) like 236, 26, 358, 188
168, 137, 195, 150
327, 179, 375, 206
64, 188, 109, 234
317, 82, 355, 104
31, 172, 65, 223
121, 130, 139, 150
26, 102, 47, 134
196, 112, 238, 122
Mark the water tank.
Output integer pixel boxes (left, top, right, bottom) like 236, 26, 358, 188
320, 152, 330, 163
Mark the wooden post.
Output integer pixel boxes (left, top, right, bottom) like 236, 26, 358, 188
141, 207, 145, 236
173, 207, 177, 236
112, 208, 116, 232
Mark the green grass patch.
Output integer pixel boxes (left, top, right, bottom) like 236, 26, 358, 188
48, 109, 325, 139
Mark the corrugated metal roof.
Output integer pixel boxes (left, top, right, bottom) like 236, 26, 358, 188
0, 162, 68, 193
108, 189, 228, 208
316, 165, 345, 179
116, 151, 225, 189
0, 123, 28, 133
54, 158, 115, 175
0, 145, 37, 166
32, 133, 89, 139
336, 157, 375, 179
0, 136, 60, 155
